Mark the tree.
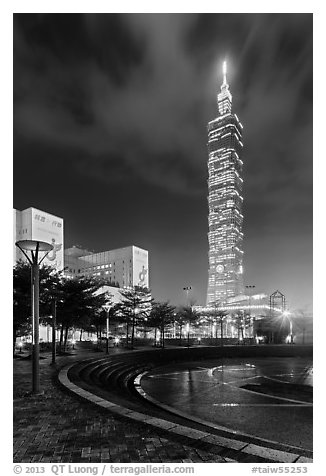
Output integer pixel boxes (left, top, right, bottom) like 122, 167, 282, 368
232, 310, 251, 343
174, 308, 186, 345
204, 311, 215, 338
148, 301, 175, 348
88, 292, 114, 348
211, 302, 228, 345
206, 301, 227, 342
13, 261, 112, 354
175, 305, 200, 346
55, 276, 109, 352
113, 301, 132, 345
118, 287, 152, 348
13, 261, 60, 356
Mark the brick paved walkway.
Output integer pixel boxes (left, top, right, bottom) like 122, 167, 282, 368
13, 350, 227, 463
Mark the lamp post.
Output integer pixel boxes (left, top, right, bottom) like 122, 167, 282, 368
245, 285, 256, 340
105, 305, 112, 354
183, 286, 192, 306
15, 240, 53, 394
51, 298, 57, 365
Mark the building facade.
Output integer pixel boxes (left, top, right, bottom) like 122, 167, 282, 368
206, 62, 244, 306
14, 207, 64, 271
64, 245, 149, 289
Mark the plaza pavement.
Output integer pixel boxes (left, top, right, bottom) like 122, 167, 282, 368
13, 344, 313, 464
13, 346, 228, 463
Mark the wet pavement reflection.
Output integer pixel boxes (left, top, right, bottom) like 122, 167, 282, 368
141, 357, 313, 450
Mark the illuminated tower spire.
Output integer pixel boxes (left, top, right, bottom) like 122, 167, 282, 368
217, 60, 232, 115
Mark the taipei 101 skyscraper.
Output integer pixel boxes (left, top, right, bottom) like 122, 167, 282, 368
206, 61, 244, 306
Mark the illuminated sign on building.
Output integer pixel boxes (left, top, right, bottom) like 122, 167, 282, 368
133, 247, 149, 288
14, 207, 64, 271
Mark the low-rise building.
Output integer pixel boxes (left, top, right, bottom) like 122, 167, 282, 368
64, 245, 149, 289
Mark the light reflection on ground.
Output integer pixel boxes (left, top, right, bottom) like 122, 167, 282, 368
141, 357, 313, 450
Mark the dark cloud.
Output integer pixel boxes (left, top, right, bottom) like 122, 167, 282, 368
14, 14, 210, 194
14, 14, 312, 197
13, 13, 312, 310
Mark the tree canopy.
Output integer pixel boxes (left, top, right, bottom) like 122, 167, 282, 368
13, 261, 60, 353
148, 301, 175, 347
118, 286, 152, 348
13, 261, 111, 353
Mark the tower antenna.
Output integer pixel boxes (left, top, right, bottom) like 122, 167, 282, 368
222, 60, 227, 86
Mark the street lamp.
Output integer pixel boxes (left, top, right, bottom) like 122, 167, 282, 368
15, 239, 53, 394
183, 286, 192, 306
51, 298, 57, 365
104, 304, 112, 354
245, 285, 256, 340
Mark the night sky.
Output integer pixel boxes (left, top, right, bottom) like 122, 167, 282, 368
13, 13, 313, 312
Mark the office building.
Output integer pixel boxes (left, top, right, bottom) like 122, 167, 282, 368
64, 245, 149, 289
206, 62, 244, 306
